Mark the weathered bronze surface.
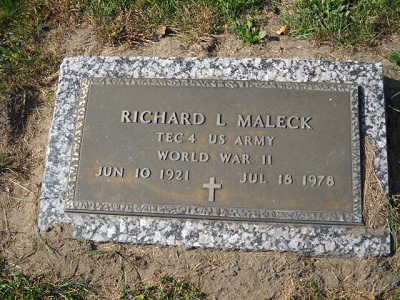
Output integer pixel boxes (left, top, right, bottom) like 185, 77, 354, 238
65, 78, 362, 224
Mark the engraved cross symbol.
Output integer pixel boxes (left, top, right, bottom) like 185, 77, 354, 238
203, 177, 222, 202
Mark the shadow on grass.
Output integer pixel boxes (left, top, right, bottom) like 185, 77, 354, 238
385, 77, 400, 196
6, 86, 41, 143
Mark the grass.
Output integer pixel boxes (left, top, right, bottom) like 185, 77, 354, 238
0, 0, 397, 103
288, 278, 400, 300
388, 88, 400, 249
0, 0, 272, 95
0, 258, 93, 299
0, 150, 24, 190
235, 19, 267, 44
123, 275, 206, 300
1, 0, 399, 82
0, 152, 15, 175
390, 196, 400, 249
391, 44, 400, 67
288, 279, 327, 300
0, 0, 59, 150
281, 0, 400, 46
86, 0, 270, 44
0, 255, 206, 299
0, 0, 59, 92
82, 249, 207, 299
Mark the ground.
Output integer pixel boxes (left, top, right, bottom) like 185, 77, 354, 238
1, 20, 400, 299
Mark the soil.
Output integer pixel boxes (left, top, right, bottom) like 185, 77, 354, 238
1, 21, 400, 299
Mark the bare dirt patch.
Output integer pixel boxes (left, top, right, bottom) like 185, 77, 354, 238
1, 24, 400, 299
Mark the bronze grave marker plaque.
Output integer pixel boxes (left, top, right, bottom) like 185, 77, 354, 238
65, 78, 361, 224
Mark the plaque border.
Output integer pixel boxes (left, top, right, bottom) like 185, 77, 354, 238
65, 78, 361, 224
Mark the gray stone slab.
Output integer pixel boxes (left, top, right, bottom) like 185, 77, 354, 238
39, 56, 391, 257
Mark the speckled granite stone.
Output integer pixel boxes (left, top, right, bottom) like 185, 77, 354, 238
39, 56, 390, 257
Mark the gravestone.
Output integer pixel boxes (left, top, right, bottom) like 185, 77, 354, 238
39, 56, 391, 257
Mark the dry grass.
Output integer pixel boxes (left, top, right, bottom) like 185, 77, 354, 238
90, 8, 150, 46
363, 137, 389, 229
168, 2, 221, 38
0, 143, 32, 193
280, 0, 400, 46
285, 277, 382, 300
